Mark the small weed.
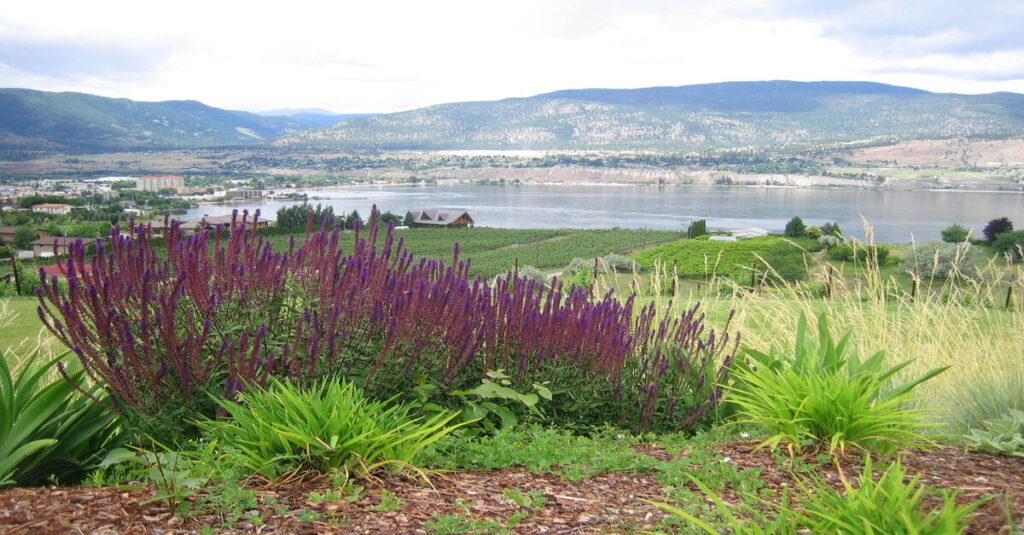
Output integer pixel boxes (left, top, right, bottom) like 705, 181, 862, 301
308, 489, 343, 503
369, 489, 405, 512
296, 508, 319, 523
425, 513, 511, 534
501, 488, 547, 511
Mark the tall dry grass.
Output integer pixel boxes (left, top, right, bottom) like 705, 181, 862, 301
600, 230, 1024, 434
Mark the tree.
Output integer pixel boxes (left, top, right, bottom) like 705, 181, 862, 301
276, 203, 336, 228
377, 211, 402, 226
940, 223, 970, 243
784, 216, 806, 238
403, 211, 416, 227
821, 222, 842, 237
12, 227, 37, 249
805, 225, 823, 239
344, 210, 362, 229
993, 230, 1024, 262
983, 217, 1014, 244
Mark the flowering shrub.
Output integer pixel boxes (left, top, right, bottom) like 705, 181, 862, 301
38, 209, 739, 439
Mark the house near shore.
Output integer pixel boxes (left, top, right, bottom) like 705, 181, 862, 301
180, 214, 273, 232
30, 237, 102, 258
408, 209, 475, 228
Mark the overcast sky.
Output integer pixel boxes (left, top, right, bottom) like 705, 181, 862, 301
2, 0, 1022, 114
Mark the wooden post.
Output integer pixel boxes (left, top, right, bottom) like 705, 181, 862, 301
826, 265, 833, 299
1007, 285, 1014, 310
514, 257, 519, 273
10, 257, 21, 296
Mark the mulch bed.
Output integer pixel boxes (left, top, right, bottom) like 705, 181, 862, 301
1, 442, 1021, 534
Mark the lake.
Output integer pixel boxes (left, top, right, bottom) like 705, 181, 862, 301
182, 184, 1024, 243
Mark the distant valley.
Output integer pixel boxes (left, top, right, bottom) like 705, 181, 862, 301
2, 82, 1024, 192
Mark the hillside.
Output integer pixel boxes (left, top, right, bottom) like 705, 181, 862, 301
276, 81, 1024, 151
0, 88, 318, 152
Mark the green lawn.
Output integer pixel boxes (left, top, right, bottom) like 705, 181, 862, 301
0, 297, 57, 356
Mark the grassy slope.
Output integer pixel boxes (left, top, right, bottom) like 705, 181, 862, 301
266, 227, 684, 277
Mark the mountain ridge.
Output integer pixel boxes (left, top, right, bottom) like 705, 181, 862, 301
276, 81, 1024, 151
0, 88, 318, 152
4, 82, 1024, 153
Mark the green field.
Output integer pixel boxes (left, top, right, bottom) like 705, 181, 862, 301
633, 235, 818, 281
266, 226, 684, 277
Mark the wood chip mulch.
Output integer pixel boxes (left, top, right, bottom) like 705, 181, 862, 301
0, 443, 1022, 534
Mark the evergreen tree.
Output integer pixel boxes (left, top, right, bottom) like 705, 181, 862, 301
784, 216, 806, 238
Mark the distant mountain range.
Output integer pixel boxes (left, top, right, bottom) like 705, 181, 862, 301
277, 81, 1024, 151
4, 82, 1024, 153
0, 88, 317, 151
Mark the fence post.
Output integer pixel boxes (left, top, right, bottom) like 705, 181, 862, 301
10, 257, 21, 295
514, 257, 519, 273
825, 265, 833, 299
911, 269, 919, 301
1007, 285, 1014, 310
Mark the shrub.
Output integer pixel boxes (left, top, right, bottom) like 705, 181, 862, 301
941, 223, 970, 243
992, 230, 1024, 262
0, 348, 125, 487
39, 208, 740, 438
964, 409, 1024, 457
901, 240, 985, 279
494, 265, 547, 287
818, 234, 842, 250
827, 243, 889, 264
983, 217, 1014, 244
728, 314, 947, 454
199, 377, 464, 479
784, 216, 805, 238
821, 222, 842, 237
599, 253, 637, 273
804, 225, 823, 240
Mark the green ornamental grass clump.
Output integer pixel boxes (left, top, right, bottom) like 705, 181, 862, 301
0, 349, 125, 487
797, 456, 985, 534
728, 314, 948, 454
651, 456, 984, 535
198, 377, 466, 479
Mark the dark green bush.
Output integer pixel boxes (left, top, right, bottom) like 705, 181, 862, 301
827, 243, 889, 264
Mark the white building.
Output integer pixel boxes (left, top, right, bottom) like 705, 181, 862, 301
136, 175, 185, 192
31, 203, 73, 215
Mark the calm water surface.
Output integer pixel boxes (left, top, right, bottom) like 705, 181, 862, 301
182, 184, 1024, 243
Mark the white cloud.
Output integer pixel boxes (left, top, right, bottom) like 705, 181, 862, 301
1, 0, 1021, 113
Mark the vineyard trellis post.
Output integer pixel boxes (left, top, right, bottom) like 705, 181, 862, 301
9, 257, 21, 295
